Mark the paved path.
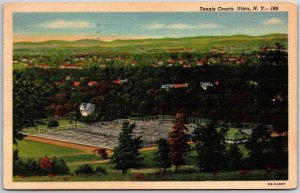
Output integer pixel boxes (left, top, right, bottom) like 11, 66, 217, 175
67, 159, 109, 166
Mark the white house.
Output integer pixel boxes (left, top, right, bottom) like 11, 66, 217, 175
79, 103, 95, 116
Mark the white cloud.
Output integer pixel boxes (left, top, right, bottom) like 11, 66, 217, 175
263, 18, 283, 25
38, 20, 92, 29
168, 23, 193, 29
146, 22, 221, 30
198, 22, 221, 29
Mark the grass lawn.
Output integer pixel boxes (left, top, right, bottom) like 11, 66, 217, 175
16, 140, 83, 159
23, 118, 81, 132
13, 63, 27, 70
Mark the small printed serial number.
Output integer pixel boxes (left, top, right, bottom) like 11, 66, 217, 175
268, 182, 285, 186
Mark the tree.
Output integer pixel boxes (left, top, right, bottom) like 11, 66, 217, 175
227, 143, 243, 170
47, 119, 59, 128
168, 113, 189, 172
110, 121, 144, 174
192, 123, 227, 172
155, 138, 171, 171
247, 123, 287, 169
13, 72, 50, 143
246, 123, 270, 169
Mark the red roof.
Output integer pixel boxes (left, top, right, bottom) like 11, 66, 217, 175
73, 81, 80, 86
88, 81, 97, 86
112, 79, 122, 85
174, 83, 188, 88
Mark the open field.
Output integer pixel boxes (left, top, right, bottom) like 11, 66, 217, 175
16, 140, 83, 158
14, 34, 287, 55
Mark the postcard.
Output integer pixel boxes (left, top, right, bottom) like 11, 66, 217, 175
2, 2, 297, 189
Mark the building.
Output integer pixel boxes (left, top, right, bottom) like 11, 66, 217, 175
79, 103, 95, 116
88, 81, 97, 86
225, 128, 250, 144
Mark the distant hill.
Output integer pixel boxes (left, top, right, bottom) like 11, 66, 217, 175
13, 34, 287, 55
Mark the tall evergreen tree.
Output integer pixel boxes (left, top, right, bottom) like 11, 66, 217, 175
192, 123, 227, 172
168, 113, 189, 172
110, 121, 144, 174
155, 138, 171, 171
246, 123, 270, 169
227, 143, 243, 170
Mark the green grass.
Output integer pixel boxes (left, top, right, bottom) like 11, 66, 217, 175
16, 140, 82, 158
14, 34, 287, 55
62, 154, 102, 163
23, 118, 81, 131
238, 144, 250, 158
13, 63, 27, 70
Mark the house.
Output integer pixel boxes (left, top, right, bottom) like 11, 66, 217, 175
99, 64, 107, 68
79, 103, 95, 116
228, 57, 238, 62
161, 84, 173, 91
161, 83, 188, 90
224, 128, 250, 144
166, 59, 175, 64
157, 61, 164, 65
113, 78, 128, 85
271, 131, 288, 138
182, 63, 191, 68
88, 81, 97, 86
178, 59, 184, 64
131, 60, 137, 66
200, 81, 213, 90
73, 81, 81, 87
37, 64, 50, 68
174, 83, 188, 88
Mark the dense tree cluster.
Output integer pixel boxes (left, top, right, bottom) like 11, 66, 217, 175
14, 63, 287, 131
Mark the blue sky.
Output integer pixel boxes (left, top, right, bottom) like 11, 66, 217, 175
14, 12, 288, 38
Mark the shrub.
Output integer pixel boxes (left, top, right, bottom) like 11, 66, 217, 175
13, 155, 70, 176
75, 164, 94, 175
14, 158, 41, 176
47, 119, 59, 128
39, 156, 52, 175
95, 166, 107, 175
51, 157, 70, 175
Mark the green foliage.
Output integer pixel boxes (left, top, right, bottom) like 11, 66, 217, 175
227, 144, 243, 170
47, 119, 59, 128
17, 140, 81, 158
168, 113, 190, 172
13, 158, 41, 176
192, 123, 228, 172
155, 138, 171, 170
246, 124, 288, 169
75, 164, 94, 175
13, 155, 70, 176
246, 124, 270, 169
13, 73, 50, 143
110, 121, 144, 174
95, 166, 107, 175
51, 157, 70, 175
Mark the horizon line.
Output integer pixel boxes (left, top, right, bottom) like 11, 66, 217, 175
13, 33, 287, 43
